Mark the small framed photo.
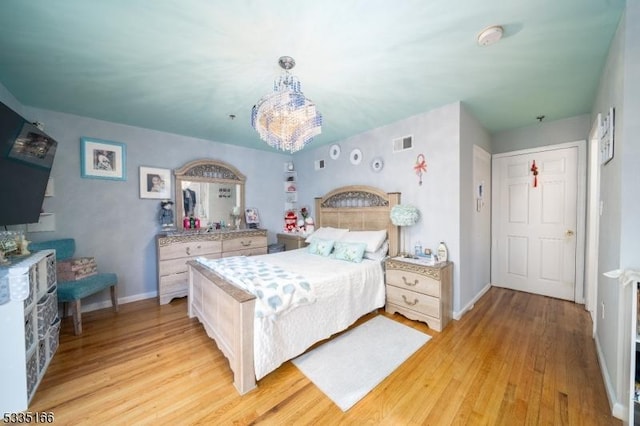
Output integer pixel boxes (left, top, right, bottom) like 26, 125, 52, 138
80, 137, 126, 180
139, 166, 172, 199
245, 208, 260, 228
600, 107, 615, 165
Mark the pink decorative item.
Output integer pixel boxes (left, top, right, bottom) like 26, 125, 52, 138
284, 210, 297, 232
414, 154, 427, 185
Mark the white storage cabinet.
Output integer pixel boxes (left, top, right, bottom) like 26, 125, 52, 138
0, 250, 60, 413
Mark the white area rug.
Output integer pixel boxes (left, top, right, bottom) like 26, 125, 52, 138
292, 315, 430, 411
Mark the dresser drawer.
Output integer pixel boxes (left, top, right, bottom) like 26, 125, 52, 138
223, 236, 267, 253
386, 286, 440, 319
222, 247, 268, 258
158, 272, 189, 304
386, 268, 440, 298
159, 240, 221, 260
159, 253, 221, 276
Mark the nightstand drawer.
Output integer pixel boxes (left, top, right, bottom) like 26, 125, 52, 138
386, 269, 440, 298
386, 286, 440, 319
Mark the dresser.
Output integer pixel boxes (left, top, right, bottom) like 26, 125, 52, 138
156, 229, 267, 304
276, 233, 309, 251
0, 250, 59, 413
384, 257, 452, 332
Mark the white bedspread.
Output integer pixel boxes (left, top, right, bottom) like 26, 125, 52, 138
248, 249, 386, 380
195, 256, 315, 318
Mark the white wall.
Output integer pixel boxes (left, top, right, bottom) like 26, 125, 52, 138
591, 2, 640, 419
295, 101, 490, 316
492, 114, 591, 154
590, 9, 626, 418
459, 105, 492, 314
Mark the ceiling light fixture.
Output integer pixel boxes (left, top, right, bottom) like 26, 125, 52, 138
477, 25, 503, 46
251, 56, 322, 153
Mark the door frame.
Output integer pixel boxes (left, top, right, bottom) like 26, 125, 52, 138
491, 140, 587, 303
585, 114, 602, 334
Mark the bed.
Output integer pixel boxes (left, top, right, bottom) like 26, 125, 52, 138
187, 185, 400, 394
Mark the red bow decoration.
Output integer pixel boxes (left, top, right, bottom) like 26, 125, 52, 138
530, 160, 539, 187
414, 154, 427, 185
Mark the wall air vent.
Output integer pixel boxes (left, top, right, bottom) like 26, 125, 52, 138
392, 135, 413, 152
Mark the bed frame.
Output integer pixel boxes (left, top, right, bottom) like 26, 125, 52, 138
187, 185, 400, 394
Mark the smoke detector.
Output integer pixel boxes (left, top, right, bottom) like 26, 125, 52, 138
477, 25, 503, 46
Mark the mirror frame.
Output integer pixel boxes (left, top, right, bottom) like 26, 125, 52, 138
174, 159, 246, 230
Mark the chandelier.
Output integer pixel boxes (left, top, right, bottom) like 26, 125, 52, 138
251, 56, 322, 153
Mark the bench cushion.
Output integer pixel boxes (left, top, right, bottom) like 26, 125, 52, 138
57, 273, 118, 301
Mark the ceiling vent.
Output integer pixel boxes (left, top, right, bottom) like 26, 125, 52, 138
392, 135, 413, 152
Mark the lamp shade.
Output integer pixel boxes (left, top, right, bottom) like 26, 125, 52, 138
390, 204, 420, 227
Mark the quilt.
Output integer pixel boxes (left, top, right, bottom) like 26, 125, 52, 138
196, 256, 316, 318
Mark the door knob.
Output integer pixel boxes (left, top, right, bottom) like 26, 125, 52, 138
565, 230, 575, 237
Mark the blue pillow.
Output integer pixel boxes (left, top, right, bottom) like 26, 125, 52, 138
332, 241, 367, 263
307, 238, 335, 257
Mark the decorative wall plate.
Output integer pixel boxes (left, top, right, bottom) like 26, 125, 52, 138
370, 157, 384, 172
329, 144, 341, 160
349, 148, 362, 165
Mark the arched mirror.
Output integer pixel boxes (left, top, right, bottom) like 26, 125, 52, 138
173, 159, 245, 230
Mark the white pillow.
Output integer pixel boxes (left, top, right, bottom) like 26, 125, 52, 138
304, 226, 350, 243
364, 240, 389, 261
339, 230, 387, 252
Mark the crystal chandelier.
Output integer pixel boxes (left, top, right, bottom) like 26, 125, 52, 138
251, 56, 322, 153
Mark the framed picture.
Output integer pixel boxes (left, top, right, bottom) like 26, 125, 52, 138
245, 208, 260, 228
600, 107, 614, 165
80, 137, 126, 180
139, 166, 172, 199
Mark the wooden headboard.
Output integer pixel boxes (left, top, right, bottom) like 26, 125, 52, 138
314, 185, 401, 257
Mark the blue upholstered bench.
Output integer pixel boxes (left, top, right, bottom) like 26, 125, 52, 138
29, 238, 118, 335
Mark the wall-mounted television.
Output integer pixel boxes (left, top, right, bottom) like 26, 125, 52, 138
0, 101, 58, 226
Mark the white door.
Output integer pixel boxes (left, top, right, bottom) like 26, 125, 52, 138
492, 146, 578, 300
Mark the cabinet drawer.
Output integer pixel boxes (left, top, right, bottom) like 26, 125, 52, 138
160, 272, 188, 294
386, 269, 440, 298
387, 286, 440, 319
223, 236, 267, 253
222, 247, 268, 258
159, 240, 221, 261
159, 253, 221, 276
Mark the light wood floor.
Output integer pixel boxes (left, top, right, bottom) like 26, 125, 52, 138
31, 287, 620, 425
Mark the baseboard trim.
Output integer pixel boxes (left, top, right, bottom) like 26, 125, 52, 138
80, 291, 158, 313
453, 283, 492, 320
595, 332, 625, 420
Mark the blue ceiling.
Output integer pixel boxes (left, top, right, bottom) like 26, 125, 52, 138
0, 0, 625, 152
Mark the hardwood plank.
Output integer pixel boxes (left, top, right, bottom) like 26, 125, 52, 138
28, 288, 621, 425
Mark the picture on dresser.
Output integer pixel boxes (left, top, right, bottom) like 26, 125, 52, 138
245, 208, 260, 228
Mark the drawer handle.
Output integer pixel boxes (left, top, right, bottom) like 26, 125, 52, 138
185, 247, 191, 255
241, 240, 252, 247
402, 295, 419, 306
402, 276, 419, 287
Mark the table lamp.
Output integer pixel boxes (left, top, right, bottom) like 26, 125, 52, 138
389, 204, 420, 257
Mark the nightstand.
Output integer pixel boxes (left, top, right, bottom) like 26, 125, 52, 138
384, 257, 453, 332
277, 233, 309, 251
